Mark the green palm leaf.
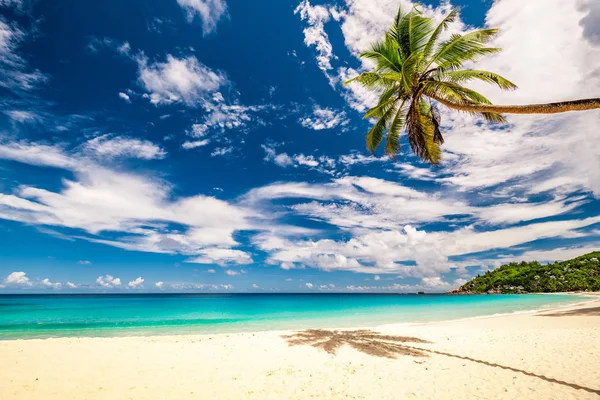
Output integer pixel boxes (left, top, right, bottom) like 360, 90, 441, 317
366, 103, 397, 153
445, 70, 517, 90
385, 101, 408, 157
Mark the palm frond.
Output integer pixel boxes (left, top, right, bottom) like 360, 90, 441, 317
445, 70, 517, 90
408, 13, 435, 54
344, 72, 398, 91
422, 8, 459, 62
429, 29, 500, 70
423, 81, 507, 123
406, 98, 442, 164
385, 101, 408, 157
422, 80, 492, 104
401, 52, 422, 90
480, 112, 507, 123
366, 103, 397, 153
360, 38, 402, 73
430, 104, 444, 144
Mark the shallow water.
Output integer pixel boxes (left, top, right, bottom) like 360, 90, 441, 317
0, 293, 586, 339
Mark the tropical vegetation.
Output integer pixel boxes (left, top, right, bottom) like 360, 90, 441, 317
451, 251, 600, 294
346, 6, 600, 164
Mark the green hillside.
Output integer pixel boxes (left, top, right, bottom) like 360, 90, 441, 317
451, 251, 600, 294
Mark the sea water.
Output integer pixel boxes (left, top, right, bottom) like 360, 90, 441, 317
0, 293, 587, 340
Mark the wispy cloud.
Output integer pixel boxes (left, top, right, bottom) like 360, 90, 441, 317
176, 0, 228, 36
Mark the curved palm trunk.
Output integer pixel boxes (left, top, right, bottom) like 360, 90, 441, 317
429, 94, 600, 114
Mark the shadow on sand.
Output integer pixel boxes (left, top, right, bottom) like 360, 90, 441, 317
539, 306, 600, 317
282, 329, 600, 395
282, 329, 431, 358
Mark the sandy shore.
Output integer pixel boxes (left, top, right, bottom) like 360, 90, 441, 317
1, 296, 599, 400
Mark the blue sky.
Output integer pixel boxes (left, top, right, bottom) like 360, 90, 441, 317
0, 0, 599, 293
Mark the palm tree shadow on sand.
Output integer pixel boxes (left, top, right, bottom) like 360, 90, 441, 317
282, 329, 600, 395
282, 329, 431, 359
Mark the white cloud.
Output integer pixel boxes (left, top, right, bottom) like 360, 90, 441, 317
187, 248, 253, 265
294, 0, 335, 71
373, 275, 380, 281
0, 142, 254, 262
155, 281, 164, 288
261, 144, 337, 174
252, 283, 259, 289
225, 269, 247, 276
137, 54, 228, 106
86, 37, 131, 55
211, 146, 233, 157
0, 17, 46, 92
41, 278, 61, 289
66, 282, 77, 289
189, 103, 273, 142
262, 144, 294, 167
0, 141, 75, 169
4, 271, 31, 286
182, 139, 210, 149
78, 260, 91, 265
4, 110, 40, 123
177, 0, 228, 35
305, 282, 314, 289
338, 153, 387, 167
118, 92, 131, 102
299, 105, 349, 130
84, 135, 166, 160
579, 0, 600, 45
96, 274, 121, 288
128, 277, 144, 289
207, 269, 216, 273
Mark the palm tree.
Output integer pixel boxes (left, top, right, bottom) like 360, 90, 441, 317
345, 6, 600, 164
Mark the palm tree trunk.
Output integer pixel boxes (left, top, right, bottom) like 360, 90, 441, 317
429, 94, 600, 114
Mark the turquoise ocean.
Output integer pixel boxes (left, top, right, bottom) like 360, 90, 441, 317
0, 293, 587, 340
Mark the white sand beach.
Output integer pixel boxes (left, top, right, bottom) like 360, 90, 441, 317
1, 297, 599, 400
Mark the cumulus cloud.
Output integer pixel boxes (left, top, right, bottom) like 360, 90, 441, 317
579, 0, 600, 45
183, 103, 275, 151
41, 278, 61, 289
305, 282, 314, 289
299, 105, 349, 130
128, 277, 144, 288
66, 282, 78, 289
84, 135, 166, 160
155, 281, 164, 288
96, 274, 121, 288
261, 144, 338, 173
78, 260, 91, 265
3, 271, 31, 286
187, 248, 253, 266
137, 54, 228, 106
118, 92, 131, 102
177, 0, 228, 36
